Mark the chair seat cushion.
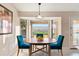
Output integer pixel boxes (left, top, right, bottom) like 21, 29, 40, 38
49, 43, 61, 49
19, 43, 31, 49
49, 43, 57, 47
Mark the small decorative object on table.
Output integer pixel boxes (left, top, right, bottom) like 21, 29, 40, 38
36, 34, 43, 42
37, 36, 43, 42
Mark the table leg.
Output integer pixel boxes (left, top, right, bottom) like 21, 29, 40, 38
48, 45, 51, 56
46, 45, 47, 51
29, 45, 32, 56
32, 45, 34, 51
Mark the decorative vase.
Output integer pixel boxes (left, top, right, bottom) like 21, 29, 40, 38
37, 36, 43, 42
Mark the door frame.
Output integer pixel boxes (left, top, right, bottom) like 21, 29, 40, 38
69, 16, 79, 48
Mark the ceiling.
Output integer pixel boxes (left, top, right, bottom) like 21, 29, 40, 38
13, 3, 79, 12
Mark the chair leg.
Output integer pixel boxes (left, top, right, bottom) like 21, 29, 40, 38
17, 48, 20, 56
60, 49, 63, 56
58, 49, 59, 53
48, 46, 51, 56
21, 49, 23, 52
29, 46, 32, 56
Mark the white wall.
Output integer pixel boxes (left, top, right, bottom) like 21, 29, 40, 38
0, 3, 20, 55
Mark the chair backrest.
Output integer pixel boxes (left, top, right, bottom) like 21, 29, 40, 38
17, 35, 24, 47
57, 35, 64, 47
36, 34, 43, 38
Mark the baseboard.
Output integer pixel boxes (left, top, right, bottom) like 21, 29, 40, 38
70, 48, 78, 50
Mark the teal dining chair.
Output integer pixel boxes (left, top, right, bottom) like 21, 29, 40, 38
49, 35, 64, 56
17, 35, 32, 56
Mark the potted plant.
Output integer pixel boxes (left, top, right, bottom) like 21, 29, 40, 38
37, 36, 43, 41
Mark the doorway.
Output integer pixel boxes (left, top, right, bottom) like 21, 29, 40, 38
31, 20, 49, 39
70, 16, 79, 49
30, 17, 61, 40
51, 17, 62, 42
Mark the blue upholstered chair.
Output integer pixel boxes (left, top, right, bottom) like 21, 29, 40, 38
17, 35, 31, 56
49, 35, 64, 56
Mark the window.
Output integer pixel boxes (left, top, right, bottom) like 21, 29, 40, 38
32, 24, 48, 39
20, 19, 27, 38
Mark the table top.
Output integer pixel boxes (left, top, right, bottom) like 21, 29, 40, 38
26, 38, 53, 44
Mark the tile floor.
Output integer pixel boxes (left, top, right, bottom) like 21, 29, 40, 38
16, 47, 79, 56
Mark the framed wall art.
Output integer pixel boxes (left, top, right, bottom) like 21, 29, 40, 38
0, 4, 13, 35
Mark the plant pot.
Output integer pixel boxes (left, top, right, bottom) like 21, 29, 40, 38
37, 38, 43, 42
